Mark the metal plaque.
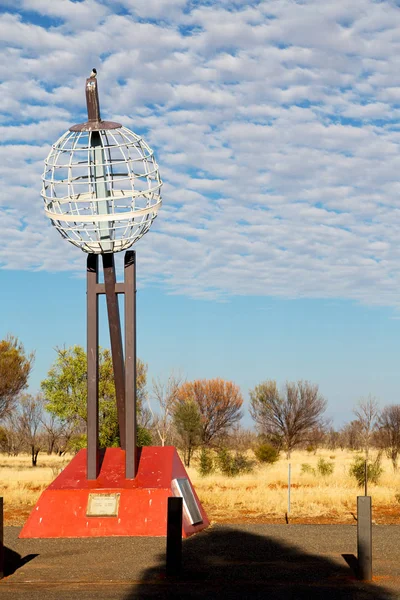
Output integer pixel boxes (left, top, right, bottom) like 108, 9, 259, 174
171, 478, 203, 526
86, 493, 120, 517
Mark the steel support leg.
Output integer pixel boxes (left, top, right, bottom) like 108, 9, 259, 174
87, 254, 99, 480
124, 251, 137, 478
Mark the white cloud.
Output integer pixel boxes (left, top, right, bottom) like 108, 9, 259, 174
3, 0, 400, 307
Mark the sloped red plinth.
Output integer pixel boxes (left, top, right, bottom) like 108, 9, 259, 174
19, 446, 209, 539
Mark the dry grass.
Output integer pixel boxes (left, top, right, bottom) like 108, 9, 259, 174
1, 449, 400, 525
187, 449, 400, 523
0, 454, 69, 515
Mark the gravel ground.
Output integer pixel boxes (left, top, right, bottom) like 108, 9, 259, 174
1, 524, 399, 599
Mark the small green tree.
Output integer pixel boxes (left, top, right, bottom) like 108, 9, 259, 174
349, 454, 383, 487
199, 447, 214, 476
173, 400, 202, 467
41, 346, 151, 448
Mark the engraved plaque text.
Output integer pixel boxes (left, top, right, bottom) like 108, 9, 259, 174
86, 493, 120, 517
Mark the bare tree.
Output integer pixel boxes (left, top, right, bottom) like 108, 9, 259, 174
17, 394, 45, 466
340, 420, 363, 451
176, 378, 243, 445
149, 373, 182, 446
0, 335, 34, 419
40, 412, 68, 455
353, 395, 380, 460
306, 425, 327, 452
0, 412, 24, 455
219, 425, 257, 452
250, 380, 327, 458
326, 427, 341, 451
377, 405, 400, 471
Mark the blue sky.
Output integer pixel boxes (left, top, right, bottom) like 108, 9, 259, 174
1, 0, 400, 428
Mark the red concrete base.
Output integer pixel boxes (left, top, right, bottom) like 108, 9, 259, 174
19, 446, 209, 539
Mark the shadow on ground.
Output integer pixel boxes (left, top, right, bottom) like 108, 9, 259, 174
3, 547, 38, 577
126, 526, 396, 600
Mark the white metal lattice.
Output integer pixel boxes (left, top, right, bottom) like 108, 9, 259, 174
42, 126, 162, 254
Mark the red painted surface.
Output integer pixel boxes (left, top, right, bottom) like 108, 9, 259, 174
19, 447, 209, 539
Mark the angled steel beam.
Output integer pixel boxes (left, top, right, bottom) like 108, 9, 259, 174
102, 253, 126, 450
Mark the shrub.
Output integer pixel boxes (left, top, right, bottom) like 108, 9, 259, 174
137, 426, 153, 447
301, 463, 315, 475
301, 459, 334, 477
317, 457, 334, 476
349, 454, 383, 487
199, 448, 214, 476
306, 445, 315, 454
233, 452, 255, 475
216, 448, 254, 477
254, 443, 279, 465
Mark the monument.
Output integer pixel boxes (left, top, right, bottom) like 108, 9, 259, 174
20, 73, 209, 538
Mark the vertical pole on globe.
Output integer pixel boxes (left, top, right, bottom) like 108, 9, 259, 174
86, 76, 101, 123
103, 254, 126, 449
87, 254, 99, 480
125, 251, 137, 478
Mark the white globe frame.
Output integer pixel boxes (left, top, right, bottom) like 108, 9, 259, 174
42, 126, 162, 254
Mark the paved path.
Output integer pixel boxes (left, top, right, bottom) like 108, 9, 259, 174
1, 524, 399, 599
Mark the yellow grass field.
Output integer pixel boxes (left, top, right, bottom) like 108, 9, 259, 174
1, 449, 399, 525
187, 449, 400, 524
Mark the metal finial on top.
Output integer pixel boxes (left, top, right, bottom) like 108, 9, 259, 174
70, 75, 122, 132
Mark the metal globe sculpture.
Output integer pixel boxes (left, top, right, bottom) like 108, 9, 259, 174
41, 78, 162, 254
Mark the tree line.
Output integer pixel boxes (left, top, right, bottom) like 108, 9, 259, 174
1, 335, 400, 470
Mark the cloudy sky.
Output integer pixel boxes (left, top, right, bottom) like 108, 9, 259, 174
1, 0, 400, 427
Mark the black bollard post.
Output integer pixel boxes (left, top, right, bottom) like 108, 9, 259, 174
0, 497, 4, 580
166, 497, 183, 577
357, 495, 372, 580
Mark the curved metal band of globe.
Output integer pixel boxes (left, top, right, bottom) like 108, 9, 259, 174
43, 188, 162, 208
46, 204, 161, 254
45, 200, 161, 222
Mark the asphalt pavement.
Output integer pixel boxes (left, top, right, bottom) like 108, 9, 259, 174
1, 524, 399, 599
